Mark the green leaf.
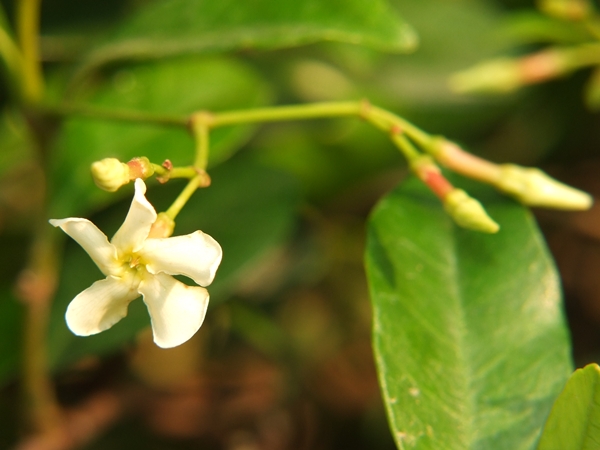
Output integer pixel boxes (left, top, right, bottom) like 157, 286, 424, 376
537, 363, 600, 450
365, 177, 572, 450
504, 12, 591, 45
50, 56, 270, 218
76, 0, 417, 78
47, 158, 299, 370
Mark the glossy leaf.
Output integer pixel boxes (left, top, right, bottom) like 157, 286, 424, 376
50, 56, 269, 218
365, 177, 572, 450
537, 363, 600, 450
47, 158, 299, 370
76, 0, 417, 77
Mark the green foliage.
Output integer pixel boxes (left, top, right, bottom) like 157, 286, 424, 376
77, 0, 417, 78
1, 0, 596, 447
365, 177, 572, 450
50, 56, 270, 217
537, 364, 600, 450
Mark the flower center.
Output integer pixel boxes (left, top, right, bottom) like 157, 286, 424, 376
129, 255, 141, 268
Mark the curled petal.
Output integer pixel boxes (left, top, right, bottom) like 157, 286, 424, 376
66, 275, 140, 336
111, 179, 157, 253
138, 273, 210, 348
49, 218, 120, 276
141, 231, 222, 286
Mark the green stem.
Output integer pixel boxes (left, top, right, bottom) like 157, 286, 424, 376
392, 134, 424, 165
20, 228, 63, 434
151, 164, 198, 180
165, 175, 205, 220
366, 105, 434, 149
210, 101, 362, 127
0, 27, 25, 97
17, 0, 43, 103
209, 100, 434, 150
190, 113, 211, 170
42, 103, 189, 127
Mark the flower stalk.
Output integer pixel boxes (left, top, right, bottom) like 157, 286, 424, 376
16, 0, 43, 103
60, 98, 591, 232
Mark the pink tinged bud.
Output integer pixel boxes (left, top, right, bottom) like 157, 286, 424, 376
127, 157, 155, 180
443, 189, 500, 234
450, 51, 567, 94
422, 169, 454, 199
91, 158, 131, 192
519, 51, 565, 84
412, 158, 454, 199
495, 164, 593, 210
148, 213, 175, 239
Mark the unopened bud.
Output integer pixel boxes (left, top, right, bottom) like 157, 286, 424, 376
450, 51, 566, 94
91, 158, 130, 192
444, 189, 500, 234
450, 58, 522, 94
537, 0, 591, 21
148, 212, 175, 238
495, 164, 593, 210
127, 157, 155, 180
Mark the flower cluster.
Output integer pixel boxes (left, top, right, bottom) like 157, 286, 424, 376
50, 179, 222, 348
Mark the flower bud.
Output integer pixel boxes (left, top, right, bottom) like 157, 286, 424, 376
450, 58, 522, 94
148, 212, 175, 238
444, 189, 500, 234
450, 51, 566, 94
495, 164, 593, 210
537, 0, 591, 21
127, 157, 155, 180
91, 158, 131, 192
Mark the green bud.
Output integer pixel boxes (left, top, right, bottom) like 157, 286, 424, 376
496, 164, 593, 210
444, 189, 500, 234
537, 0, 592, 21
91, 158, 131, 192
449, 58, 521, 94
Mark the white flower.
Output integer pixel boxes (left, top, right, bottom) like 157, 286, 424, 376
50, 179, 222, 348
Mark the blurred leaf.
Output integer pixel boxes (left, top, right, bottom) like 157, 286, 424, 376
50, 56, 270, 218
367, 0, 515, 137
75, 0, 417, 80
584, 66, 600, 110
504, 12, 591, 45
47, 158, 299, 370
365, 177, 572, 450
537, 364, 600, 450
536, 0, 593, 21
0, 110, 34, 179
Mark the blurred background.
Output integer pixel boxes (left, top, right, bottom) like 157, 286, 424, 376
0, 0, 599, 448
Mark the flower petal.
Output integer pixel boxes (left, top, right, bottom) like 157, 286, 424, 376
111, 179, 157, 253
66, 275, 140, 336
141, 231, 222, 286
138, 273, 210, 348
49, 218, 120, 276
